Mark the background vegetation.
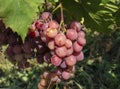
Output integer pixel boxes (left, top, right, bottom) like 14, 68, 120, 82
0, 0, 120, 89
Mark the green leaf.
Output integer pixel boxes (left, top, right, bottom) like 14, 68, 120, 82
62, 0, 119, 33
0, 0, 44, 40
102, 0, 110, 4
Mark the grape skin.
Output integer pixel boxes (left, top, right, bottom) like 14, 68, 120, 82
51, 55, 62, 66
46, 28, 58, 38
55, 33, 66, 46
66, 29, 78, 41
55, 46, 67, 58
65, 39, 72, 48
73, 41, 83, 52
62, 71, 71, 80
65, 55, 76, 66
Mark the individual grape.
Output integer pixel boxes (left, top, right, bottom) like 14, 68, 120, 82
62, 71, 71, 80
47, 40, 55, 50
28, 30, 39, 38
65, 39, 72, 48
43, 71, 50, 79
38, 83, 45, 89
50, 73, 59, 82
77, 36, 86, 46
55, 33, 66, 46
46, 28, 58, 38
56, 78, 61, 83
23, 41, 33, 54
60, 61, 67, 69
78, 31, 85, 38
36, 53, 44, 64
41, 23, 49, 30
65, 55, 76, 66
35, 20, 43, 30
73, 41, 83, 52
51, 55, 62, 66
66, 47, 73, 56
48, 20, 59, 29
6, 45, 14, 57
73, 51, 84, 61
41, 12, 51, 20
40, 78, 47, 87
55, 46, 67, 58
7, 34, 17, 45
13, 45, 22, 54
43, 52, 52, 63
69, 21, 82, 32
66, 29, 78, 41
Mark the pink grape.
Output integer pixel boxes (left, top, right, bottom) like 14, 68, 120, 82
73, 51, 84, 61
60, 61, 67, 69
55, 33, 66, 46
73, 41, 83, 52
47, 40, 55, 50
35, 20, 43, 30
56, 78, 61, 83
55, 46, 67, 58
66, 47, 73, 56
65, 55, 76, 66
78, 31, 85, 38
66, 29, 78, 41
62, 71, 71, 80
77, 36, 86, 46
46, 28, 58, 38
70, 21, 82, 32
48, 20, 59, 29
41, 12, 51, 20
41, 23, 49, 30
65, 39, 72, 48
51, 55, 62, 66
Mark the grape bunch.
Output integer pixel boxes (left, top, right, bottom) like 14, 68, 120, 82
32, 12, 86, 89
0, 19, 48, 68
0, 11, 86, 88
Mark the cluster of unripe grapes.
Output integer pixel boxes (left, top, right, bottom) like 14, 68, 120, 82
0, 11, 86, 88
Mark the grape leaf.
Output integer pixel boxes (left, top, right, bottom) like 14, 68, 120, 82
62, 0, 119, 33
0, 0, 44, 40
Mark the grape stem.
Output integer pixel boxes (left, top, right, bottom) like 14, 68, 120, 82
47, 80, 52, 89
52, 3, 66, 32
